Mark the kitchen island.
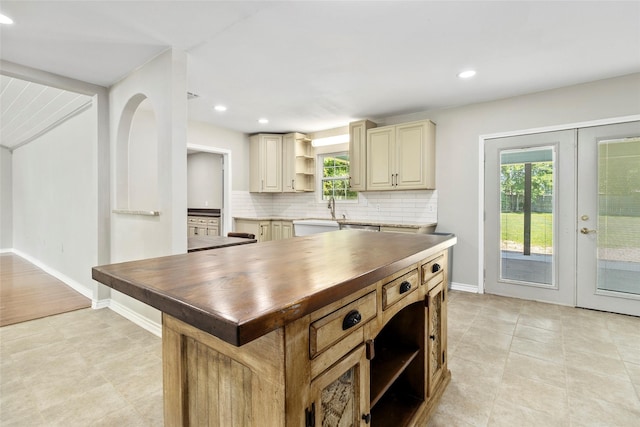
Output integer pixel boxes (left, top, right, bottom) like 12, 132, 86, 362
92, 230, 456, 426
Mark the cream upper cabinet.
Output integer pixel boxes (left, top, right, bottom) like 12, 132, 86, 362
283, 133, 314, 192
366, 120, 435, 191
250, 134, 282, 193
349, 120, 377, 191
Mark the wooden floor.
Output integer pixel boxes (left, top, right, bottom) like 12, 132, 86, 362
0, 253, 91, 327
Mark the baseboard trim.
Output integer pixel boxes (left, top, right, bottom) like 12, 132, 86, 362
108, 299, 162, 338
10, 248, 94, 301
451, 282, 479, 293
92, 299, 111, 310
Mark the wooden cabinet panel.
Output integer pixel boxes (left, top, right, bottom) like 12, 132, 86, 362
367, 126, 395, 190
250, 134, 282, 192
235, 219, 271, 242
188, 215, 219, 237
308, 344, 370, 427
421, 252, 446, 289
426, 282, 446, 398
396, 122, 427, 188
366, 120, 436, 191
281, 221, 293, 239
349, 120, 377, 191
309, 291, 377, 358
382, 269, 419, 310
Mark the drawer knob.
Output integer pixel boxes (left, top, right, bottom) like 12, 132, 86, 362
399, 281, 412, 294
432, 263, 441, 273
342, 310, 362, 330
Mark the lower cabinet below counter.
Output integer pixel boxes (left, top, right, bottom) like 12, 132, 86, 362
234, 218, 293, 242
188, 216, 220, 237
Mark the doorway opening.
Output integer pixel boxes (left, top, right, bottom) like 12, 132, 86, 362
187, 144, 232, 235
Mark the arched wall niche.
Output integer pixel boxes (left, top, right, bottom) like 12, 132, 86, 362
116, 94, 159, 210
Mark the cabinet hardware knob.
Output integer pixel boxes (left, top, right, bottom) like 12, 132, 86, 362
399, 281, 412, 294
362, 413, 371, 424
342, 310, 362, 330
432, 263, 441, 273
429, 334, 436, 341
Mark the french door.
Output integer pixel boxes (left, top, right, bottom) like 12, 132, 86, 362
576, 121, 640, 316
485, 130, 576, 305
485, 121, 640, 316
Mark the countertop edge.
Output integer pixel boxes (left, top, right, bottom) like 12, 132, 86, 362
92, 233, 456, 347
234, 216, 437, 229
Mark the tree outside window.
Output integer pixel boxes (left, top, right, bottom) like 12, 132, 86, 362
321, 152, 358, 201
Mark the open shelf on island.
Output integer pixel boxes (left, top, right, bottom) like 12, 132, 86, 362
370, 344, 420, 408
369, 301, 425, 424
371, 380, 423, 427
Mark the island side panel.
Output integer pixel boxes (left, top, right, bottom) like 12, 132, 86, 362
162, 314, 286, 426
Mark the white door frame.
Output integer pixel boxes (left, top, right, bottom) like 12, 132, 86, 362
478, 114, 640, 295
187, 144, 233, 235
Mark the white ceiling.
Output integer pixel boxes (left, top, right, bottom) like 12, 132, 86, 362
0, 75, 92, 149
0, 1, 639, 137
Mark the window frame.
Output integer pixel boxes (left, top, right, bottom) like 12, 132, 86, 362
316, 151, 359, 203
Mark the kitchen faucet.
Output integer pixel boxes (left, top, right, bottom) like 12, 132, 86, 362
328, 196, 336, 220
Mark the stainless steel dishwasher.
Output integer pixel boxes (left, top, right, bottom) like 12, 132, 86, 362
339, 223, 380, 232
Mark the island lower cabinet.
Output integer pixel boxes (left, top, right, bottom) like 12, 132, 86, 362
162, 249, 449, 426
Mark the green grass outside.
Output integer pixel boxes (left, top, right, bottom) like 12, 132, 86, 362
501, 212, 553, 251
501, 212, 640, 249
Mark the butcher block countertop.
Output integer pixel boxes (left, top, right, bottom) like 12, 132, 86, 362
92, 230, 456, 347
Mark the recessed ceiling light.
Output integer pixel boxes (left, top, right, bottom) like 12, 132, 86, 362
0, 13, 14, 24
213, 105, 227, 112
457, 70, 477, 79
258, 118, 269, 124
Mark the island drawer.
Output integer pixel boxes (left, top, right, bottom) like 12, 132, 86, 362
382, 269, 419, 310
421, 252, 446, 287
309, 291, 377, 358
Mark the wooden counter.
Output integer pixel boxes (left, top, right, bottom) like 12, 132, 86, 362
92, 231, 456, 426
93, 231, 454, 346
187, 235, 256, 252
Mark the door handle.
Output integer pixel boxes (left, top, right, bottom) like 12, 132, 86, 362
580, 227, 597, 234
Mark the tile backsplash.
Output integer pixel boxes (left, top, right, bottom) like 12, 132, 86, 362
231, 190, 437, 225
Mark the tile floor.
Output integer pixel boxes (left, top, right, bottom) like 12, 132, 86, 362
1, 291, 639, 426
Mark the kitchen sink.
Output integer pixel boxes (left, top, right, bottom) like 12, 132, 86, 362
292, 219, 340, 236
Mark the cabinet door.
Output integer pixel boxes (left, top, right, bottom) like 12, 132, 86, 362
366, 127, 395, 190
205, 226, 219, 236
281, 221, 293, 239
308, 345, 370, 427
349, 120, 376, 191
258, 222, 272, 242
263, 135, 283, 192
426, 281, 446, 397
283, 133, 296, 192
250, 135, 282, 192
271, 221, 283, 240
234, 219, 260, 238
395, 121, 435, 190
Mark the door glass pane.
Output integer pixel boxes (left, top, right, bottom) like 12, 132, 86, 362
500, 147, 555, 285
321, 367, 356, 427
597, 137, 640, 295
